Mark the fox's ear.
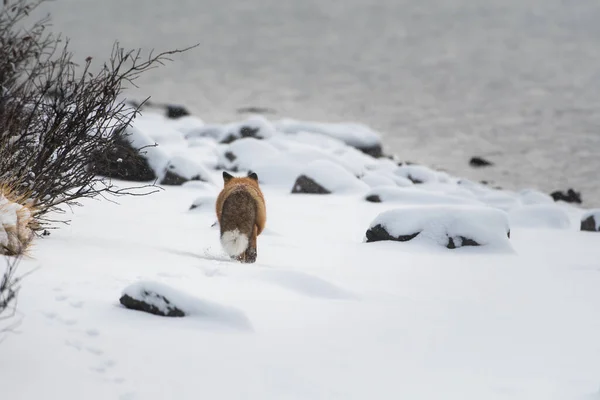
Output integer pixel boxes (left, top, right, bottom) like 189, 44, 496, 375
248, 171, 258, 181
223, 171, 234, 183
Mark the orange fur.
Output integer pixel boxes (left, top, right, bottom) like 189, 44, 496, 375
216, 172, 266, 262
216, 175, 266, 234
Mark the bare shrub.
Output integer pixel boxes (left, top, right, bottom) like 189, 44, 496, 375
0, 0, 196, 233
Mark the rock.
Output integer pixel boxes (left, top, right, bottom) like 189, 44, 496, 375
581, 210, 600, 232
446, 236, 480, 249
220, 127, 261, 144
469, 156, 494, 167
165, 105, 191, 119
291, 175, 331, 194
160, 170, 187, 185
89, 128, 157, 181
365, 224, 420, 243
236, 106, 276, 114
365, 194, 381, 203
359, 144, 383, 158
119, 292, 185, 317
550, 189, 582, 204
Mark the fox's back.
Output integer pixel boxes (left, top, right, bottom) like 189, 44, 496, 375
219, 186, 257, 236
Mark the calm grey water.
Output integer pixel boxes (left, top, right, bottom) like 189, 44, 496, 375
37, 0, 600, 205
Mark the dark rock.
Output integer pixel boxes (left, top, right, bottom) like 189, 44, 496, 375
446, 236, 480, 249
365, 194, 381, 203
581, 214, 599, 232
165, 105, 191, 119
365, 224, 421, 243
397, 161, 416, 166
469, 156, 494, 168
240, 126, 260, 138
89, 128, 157, 182
119, 292, 185, 317
406, 175, 423, 184
550, 189, 582, 204
220, 134, 237, 144
291, 175, 331, 194
219, 125, 265, 144
160, 169, 188, 186
359, 144, 383, 158
237, 106, 276, 114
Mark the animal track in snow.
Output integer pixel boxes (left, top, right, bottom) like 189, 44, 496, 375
85, 328, 100, 337
69, 300, 84, 308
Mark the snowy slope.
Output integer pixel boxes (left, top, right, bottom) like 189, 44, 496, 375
2, 111, 600, 400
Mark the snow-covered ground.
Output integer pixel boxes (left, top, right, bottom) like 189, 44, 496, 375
2, 110, 600, 400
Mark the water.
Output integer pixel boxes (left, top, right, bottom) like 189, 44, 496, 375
35, 0, 600, 205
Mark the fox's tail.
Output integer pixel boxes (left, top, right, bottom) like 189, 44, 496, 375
220, 228, 249, 257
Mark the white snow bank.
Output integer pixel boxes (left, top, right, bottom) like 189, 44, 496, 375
509, 205, 572, 229
295, 159, 369, 194
478, 191, 521, 211
365, 186, 481, 205
274, 118, 382, 148
121, 281, 252, 330
367, 206, 512, 250
360, 171, 398, 188
189, 195, 217, 212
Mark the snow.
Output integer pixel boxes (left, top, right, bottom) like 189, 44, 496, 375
274, 118, 382, 149
365, 186, 481, 205
509, 205, 572, 230
367, 206, 512, 250
2, 110, 600, 400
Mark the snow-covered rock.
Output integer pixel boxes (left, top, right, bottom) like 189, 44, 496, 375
161, 155, 214, 186
120, 281, 251, 329
365, 206, 511, 250
217, 138, 280, 172
291, 160, 369, 194
394, 164, 440, 184
518, 189, 555, 206
218, 115, 277, 143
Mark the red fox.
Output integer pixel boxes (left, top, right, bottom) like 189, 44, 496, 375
216, 171, 266, 263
